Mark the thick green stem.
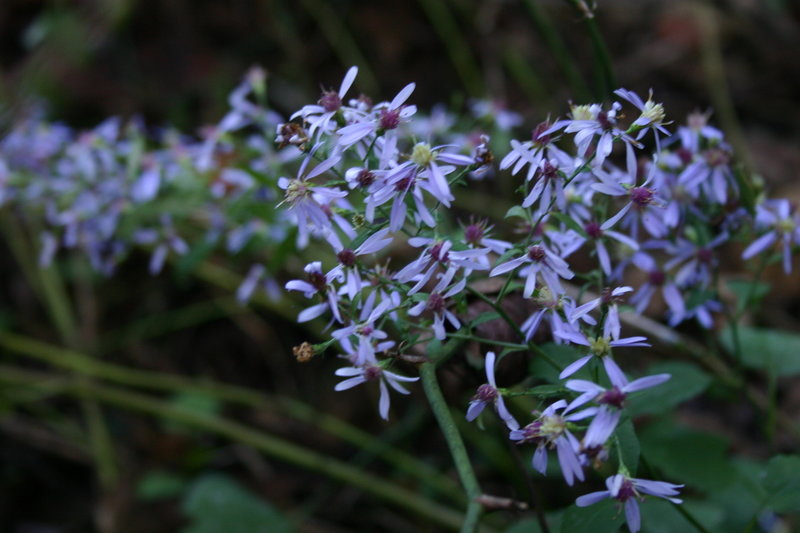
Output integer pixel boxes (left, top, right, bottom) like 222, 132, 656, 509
0, 364, 468, 531
421, 339, 483, 533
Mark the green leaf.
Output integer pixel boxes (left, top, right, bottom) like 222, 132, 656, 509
520, 384, 568, 398
560, 499, 624, 533
163, 391, 220, 434
137, 470, 187, 501
504, 518, 541, 533
708, 459, 768, 530
615, 419, 640, 475
505, 205, 530, 222
470, 311, 501, 328
182, 474, 294, 533
626, 362, 712, 417
640, 499, 724, 533
719, 325, 800, 376
639, 419, 733, 492
727, 279, 771, 315
529, 342, 593, 383
550, 212, 587, 237
763, 455, 800, 513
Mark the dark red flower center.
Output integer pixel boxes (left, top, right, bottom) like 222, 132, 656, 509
379, 108, 401, 130
585, 221, 604, 239
598, 386, 626, 409
337, 249, 357, 267
427, 293, 446, 313
318, 90, 342, 112
631, 187, 655, 207
476, 383, 498, 402
528, 245, 546, 262
464, 224, 484, 245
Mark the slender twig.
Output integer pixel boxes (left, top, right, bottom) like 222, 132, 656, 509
564, 0, 617, 98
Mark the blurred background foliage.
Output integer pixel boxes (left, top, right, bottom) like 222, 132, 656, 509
2, 1, 800, 532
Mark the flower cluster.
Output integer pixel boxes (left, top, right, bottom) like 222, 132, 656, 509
265, 68, 797, 532
4, 65, 797, 533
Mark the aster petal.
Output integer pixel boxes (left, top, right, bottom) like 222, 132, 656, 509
575, 490, 610, 507
625, 499, 641, 533
624, 373, 671, 393
559, 354, 593, 379
390, 82, 416, 110
378, 379, 390, 420
339, 66, 358, 98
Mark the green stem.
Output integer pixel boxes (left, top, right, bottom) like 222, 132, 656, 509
564, 0, 617, 98
0, 331, 463, 504
417, 0, 484, 96
522, 0, 590, 100
0, 364, 468, 531
421, 339, 483, 533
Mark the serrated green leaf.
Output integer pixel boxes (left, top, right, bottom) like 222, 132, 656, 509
763, 455, 800, 513
182, 474, 293, 533
719, 325, 800, 376
626, 362, 711, 417
560, 499, 624, 533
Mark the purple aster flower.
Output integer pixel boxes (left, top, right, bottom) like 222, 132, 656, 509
395, 238, 488, 294
490, 242, 574, 298
291, 66, 359, 139
663, 233, 728, 287
594, 164, 667, 239
553, 320, 650, 380
570, 286, 633, 340
566, 362, 670, 447
327, 227, 393, 299
500, 119, 572, 180
407, 267, 466, 340
383, 142, 475, 209
335, 360, 419, 420
668, 298, 722, 329
742, 199, 800, 274
678, 143, 736, 205
237, 264, 281, 304
133, 215, 189, 275
677, 110, 723, 154
555, 102, 628, 167
337, 82, 417, 152
466, 351, 519, 430
285, 261, 343, 323
628, 251, 686, 318
614, 89, 670, 150
277, 152, 347, 248
510, 399, 597, 486
576, 474, 683, 533
469, 99, 523, 131
332, 298, 393, 365
578, 221, 640, 276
